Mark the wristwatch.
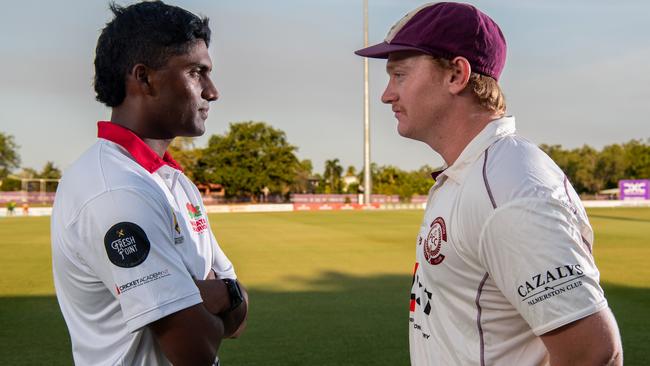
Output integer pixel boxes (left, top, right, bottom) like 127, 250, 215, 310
222, 278, 244, 312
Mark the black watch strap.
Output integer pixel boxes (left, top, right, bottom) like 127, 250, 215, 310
222, 278, 243, 312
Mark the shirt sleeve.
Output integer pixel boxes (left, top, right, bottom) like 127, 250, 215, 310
209, 231, 237, 280
74, 188, 203, 333
478, 197, 607, 335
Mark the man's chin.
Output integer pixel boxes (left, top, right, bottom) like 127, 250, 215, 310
396, 123, 412, 139
397, 124, 424, 143
184, 122, 206, 137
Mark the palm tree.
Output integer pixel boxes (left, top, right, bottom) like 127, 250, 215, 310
323, 159, 343, 193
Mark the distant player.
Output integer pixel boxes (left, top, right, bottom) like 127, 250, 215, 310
51, 2, 247, 365
6, 201, 16, 216
355, 2, 622, 365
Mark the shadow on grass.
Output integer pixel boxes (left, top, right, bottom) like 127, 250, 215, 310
0, 275, 647, 366
601, 282, 650, 365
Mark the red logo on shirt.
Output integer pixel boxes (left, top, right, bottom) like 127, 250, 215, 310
423, 217, 446, 265
186, 202, 208, 233
186, 203, 202, 219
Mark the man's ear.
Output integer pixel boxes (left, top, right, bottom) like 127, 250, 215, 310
447, 56, 471, 95
129, 63, 156, 97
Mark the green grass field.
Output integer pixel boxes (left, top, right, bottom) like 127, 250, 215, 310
1, 208, 648, 365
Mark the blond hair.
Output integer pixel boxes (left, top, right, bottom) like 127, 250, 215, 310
431, 57, 506, 116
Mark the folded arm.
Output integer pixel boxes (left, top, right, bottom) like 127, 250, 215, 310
541, 308, 622, 366
195, 270, 249, 338
150, 304, 224, 366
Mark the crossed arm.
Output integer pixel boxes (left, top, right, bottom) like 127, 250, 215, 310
541, 308, 622, 366
149, 271, 249, 366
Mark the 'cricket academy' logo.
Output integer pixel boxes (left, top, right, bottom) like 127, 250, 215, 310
423, 217, 446, 265
186, 202, 208, 233
104, 222, 151, 268
115, 269, 171, 295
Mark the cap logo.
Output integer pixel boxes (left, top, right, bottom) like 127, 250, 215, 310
385, 2, 434, 43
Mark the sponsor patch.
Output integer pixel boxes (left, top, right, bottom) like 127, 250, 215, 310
516, 264, 585, 306
104, 222, 151, 268
186, 202, 202, 219
186, 202, 208, 233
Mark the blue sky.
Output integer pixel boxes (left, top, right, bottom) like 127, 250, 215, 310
1, 0, 648, 174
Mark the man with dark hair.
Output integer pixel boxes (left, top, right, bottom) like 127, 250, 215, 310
355, 2, 622, 365
51, 2, 247, 365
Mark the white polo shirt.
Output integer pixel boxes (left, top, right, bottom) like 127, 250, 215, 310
51, 122, 235, 366
409, 116, 607, 365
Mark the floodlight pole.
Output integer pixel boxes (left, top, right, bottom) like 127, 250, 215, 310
363, 0, 372, 205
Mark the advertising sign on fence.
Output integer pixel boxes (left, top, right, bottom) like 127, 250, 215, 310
619, 179, 650, 200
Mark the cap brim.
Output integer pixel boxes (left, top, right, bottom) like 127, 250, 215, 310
354, 42, 429, 59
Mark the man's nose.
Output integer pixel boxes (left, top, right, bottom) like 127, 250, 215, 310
381, 84, 396, 104
203, 77, 219, 101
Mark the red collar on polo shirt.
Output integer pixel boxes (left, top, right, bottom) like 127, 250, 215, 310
97, 121, 183, 173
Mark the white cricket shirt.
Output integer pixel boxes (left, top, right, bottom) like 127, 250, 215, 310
409, 116, 607, 365
51, 122, 235, 366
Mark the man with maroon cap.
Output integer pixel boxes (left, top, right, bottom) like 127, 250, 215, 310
356, 2, 622, 365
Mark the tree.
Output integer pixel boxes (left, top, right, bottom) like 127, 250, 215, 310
0, 132, 20, 179
39, 161, 62, 179
623, 139, 650, 179
541, 140, 650, 195
38, 161, 62, 191
168, 137, 202, 180
343, 165, 359, 193
16, 167, 38, 179
573, 145, 600, 193
367, 164, 434, 202
595, 144, 626, 189
372, 165, 401, 195
408, 165, 437, 195
196, 121, 299, 200
292, 159, 314, 194
323, 158, 343, 193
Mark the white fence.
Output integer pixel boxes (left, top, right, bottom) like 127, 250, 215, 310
1, 200, 649, 217
582, 200, 650, 208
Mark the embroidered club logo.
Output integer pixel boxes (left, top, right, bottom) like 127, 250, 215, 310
186, 202, 208, 233
423, 217, 446, 265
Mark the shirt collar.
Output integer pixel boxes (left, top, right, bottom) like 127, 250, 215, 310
439, 116, 516, 184
97, 121, 183, 173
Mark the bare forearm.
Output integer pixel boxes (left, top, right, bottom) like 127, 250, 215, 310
194, 278, 230, 314
195, 272, 248, 338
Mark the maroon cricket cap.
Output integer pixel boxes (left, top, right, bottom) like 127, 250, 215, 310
355, 2, 507, 80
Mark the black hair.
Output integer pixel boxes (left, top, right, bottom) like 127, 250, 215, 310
94, 1, 211, 107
